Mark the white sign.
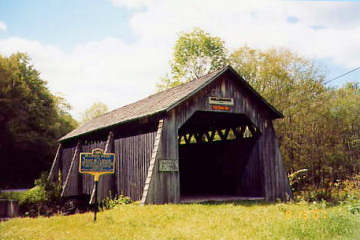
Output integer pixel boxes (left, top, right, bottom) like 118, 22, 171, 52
159, 160, 179, 172
208, 97, 234, 106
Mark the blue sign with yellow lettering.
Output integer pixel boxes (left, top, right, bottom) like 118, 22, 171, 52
79, 148, 115, 180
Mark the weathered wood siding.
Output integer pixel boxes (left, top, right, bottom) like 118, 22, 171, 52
59, 122, 158, 201
114, 130, 157, 201
141, 120, 164, 204
145, 114, 180, 204
56, 69, 291, 204
48, 144, 63, 182
144, 71, 291, 203
257, 122, 292, 201
59, 143, 77, 197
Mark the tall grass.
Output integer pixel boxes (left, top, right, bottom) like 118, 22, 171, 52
1, 201, 359, 240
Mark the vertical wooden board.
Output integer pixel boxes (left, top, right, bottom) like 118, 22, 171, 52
99, 132, 115, 200
113, 128, 157, 201
145, 116, 179, 204
173, 75, 266, 134
271, 124, 292, 200
57, 70, 290, 203
142, 120, 164, 204
258, 122, 292, 201
241, 138, 264, 197
61, 141, 81, 197
48, 144, 62, 182
60, 146, 75, 185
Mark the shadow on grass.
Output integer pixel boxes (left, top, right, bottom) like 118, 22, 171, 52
182, 200, 274, 207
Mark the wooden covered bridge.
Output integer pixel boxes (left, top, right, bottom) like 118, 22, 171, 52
48, 66, 292, 204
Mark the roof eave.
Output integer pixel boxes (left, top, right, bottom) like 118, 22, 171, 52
165, 65, 284, 119
165, 66, 230, 113
59, 109, 166, 142
226, 66, 284, 119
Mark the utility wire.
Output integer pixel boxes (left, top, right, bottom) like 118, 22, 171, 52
324, 66, 360, 84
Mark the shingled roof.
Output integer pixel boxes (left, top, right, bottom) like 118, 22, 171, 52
60, 66, 283, 141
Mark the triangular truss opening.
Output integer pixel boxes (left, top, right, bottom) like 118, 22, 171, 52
179, 124, 260, 145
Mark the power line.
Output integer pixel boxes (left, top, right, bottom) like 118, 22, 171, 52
324, 66, 360, 85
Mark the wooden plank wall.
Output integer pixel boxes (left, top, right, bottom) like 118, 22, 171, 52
47, 144, 63, 182
259, 122, 292, 201
147, 72, 291, 203
57, 121, 158, 201
174, 73, 269, 133
56, 71, 291, 203
141, 120, 164, 204
114, 130, 157, 201
145, 113, 180, 204
59, 144, 76, 196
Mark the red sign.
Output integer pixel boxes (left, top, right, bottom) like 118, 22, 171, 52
211, 105, 231, 111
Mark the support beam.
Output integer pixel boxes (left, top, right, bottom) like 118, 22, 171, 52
237, 125, 247, 139
141, 119, 164, 204
184, 133, 193, 144
141, 120, 164, 203
98, 131, 115, 201
205, 130, 215, 142
248, 125, 260, 138
48, 144, 62, 182
194, 132, 203, 144
178, 135, 182, 145
223, 128, 230, 140
104, 131, 114, 154
217, 129, 227, 141
61, 140, 81, 197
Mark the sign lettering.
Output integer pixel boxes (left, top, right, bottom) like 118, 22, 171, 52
209, 97, 234, 106
79, 148, 115, 175
159, 160, 179, 172
211, 105, 231, 111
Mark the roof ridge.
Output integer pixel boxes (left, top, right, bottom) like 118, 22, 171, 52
60, 65, 283, 142
94, 67, 228, 119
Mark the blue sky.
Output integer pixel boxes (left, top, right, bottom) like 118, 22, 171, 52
0, 0, 137, 50
0, 0, 359, 119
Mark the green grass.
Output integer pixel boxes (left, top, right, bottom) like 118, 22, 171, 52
1, 201, 360, 240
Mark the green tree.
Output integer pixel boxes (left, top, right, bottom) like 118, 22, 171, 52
230, 47, 360, 189
81, 102, 109, 124
157, 28, 228, 90
0, 53, 77, 188
157, 29, 360, 192
230, 47, 327, 184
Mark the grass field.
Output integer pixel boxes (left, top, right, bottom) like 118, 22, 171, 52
1, 201, 359, 240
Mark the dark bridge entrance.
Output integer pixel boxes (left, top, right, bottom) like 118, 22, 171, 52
178, 111, 264, 202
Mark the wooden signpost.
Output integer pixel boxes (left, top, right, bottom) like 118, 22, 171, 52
79, 148, 115, 222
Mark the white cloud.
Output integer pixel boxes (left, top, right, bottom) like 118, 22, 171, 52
109, 0, 155, 9
0, 37, 168, 120
1, 0, 359, 120
0, 21, 7, 31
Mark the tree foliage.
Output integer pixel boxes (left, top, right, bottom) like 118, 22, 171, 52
157, 28, 228, 90
230, 47, 360, 189
160, 27, 360, 191
81, 102, 109, 124
0, 53, 78, 188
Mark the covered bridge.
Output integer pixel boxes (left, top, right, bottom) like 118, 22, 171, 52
48, 66, 292, 204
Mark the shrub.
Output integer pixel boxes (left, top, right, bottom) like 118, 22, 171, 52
100, 194, 132, 210
294, 174, 360, 204
13, 172, 63, 217
19, 185, 47, 205
288, 169, 308, 192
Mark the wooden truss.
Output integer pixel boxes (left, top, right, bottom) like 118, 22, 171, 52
178, 124, 260, 145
